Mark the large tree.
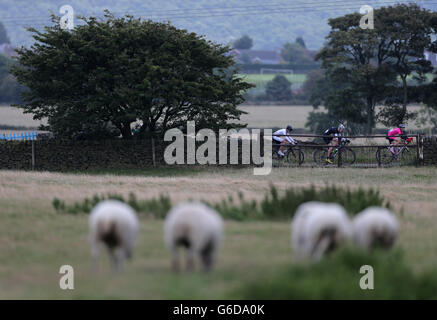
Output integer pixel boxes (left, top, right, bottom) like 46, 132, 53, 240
281, 41, 313, 64
376, 4, 436, 126
11, 12, 252, 139
314, 4, 437, 133
233, 35, 253, 50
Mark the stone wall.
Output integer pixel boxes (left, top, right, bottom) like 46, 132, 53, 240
0, 139, 164, 171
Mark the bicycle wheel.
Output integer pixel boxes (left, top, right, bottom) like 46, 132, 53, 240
339, 147, 356, 165
376, 147, 394, 165
286, 148, 304, 165
313, 148, 329, 166
400, 148, 414, 165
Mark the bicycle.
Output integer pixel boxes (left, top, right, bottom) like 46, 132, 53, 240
313, 138, 356, 166
272, 141, 304, 165
375, 137, 414, 165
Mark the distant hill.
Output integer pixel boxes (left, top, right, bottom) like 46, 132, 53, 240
1, 0, 436, 50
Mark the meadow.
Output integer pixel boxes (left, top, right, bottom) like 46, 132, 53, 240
0, 166, 436, 299
0, 103, 426, 134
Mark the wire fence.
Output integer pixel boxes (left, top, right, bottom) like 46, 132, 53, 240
268, 133, 422, 168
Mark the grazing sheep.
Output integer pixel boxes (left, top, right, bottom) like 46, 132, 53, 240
164, 201, 224, 272
352, 207, 399, 250
291, 201, 352, 261
89, 200, 139, 272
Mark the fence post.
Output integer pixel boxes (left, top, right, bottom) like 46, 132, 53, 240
31, 140, 35, 171
417, 133, 423, 167
338, 147, 342, 168
151, 135, 156, 167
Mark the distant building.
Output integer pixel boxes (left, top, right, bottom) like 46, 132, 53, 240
0, 43, 17, 57
230, 49, 283, 64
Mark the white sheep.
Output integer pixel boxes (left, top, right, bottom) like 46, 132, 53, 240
89, 200, 139, 272
352, 207, 399, 250
291, 201, 353, 261
164, 201, 224, 272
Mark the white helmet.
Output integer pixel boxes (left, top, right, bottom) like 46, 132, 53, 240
338, 124, 345, 131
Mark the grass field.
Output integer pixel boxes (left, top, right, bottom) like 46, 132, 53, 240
238, 73, 307, 96
0, 104, 427, 133
0, 105, 44, 129
0, 166, 436, 299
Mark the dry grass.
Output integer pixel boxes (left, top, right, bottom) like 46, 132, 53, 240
237, 105, 423, 129
1, 104, 424, 132
0, 166, 436, 298
0, 105, 46, 128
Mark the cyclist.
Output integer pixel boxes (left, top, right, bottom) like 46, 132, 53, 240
273, 125, 296, 157
323, 124, 345, 164
387, 124, 407, 155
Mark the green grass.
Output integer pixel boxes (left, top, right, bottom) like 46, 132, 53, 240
0, 166, 436, 298
232, 248, 437, 299
238, 73, 307, 95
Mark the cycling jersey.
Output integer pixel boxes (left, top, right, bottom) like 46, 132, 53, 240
387, 128, 402, 140
324, 127, 341, 136
273, 129, 296, 144
323, 127, 342, 144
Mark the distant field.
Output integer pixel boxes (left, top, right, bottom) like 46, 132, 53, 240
0, 104, 427, 133
238, 105, 424, 130
0, 105, 45, 129
238, 105, 319, 129
239, 73, 307, 95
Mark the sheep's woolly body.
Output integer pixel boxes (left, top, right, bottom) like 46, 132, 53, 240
89, 200, 139, 271
164, 201, 224, 272
352, 207, 399, 250
292, 201, 352, 261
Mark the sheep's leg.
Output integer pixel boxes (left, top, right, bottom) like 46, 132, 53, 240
201, 252, 214, 272
200, 240, 215, 272
108, 247, 122, 272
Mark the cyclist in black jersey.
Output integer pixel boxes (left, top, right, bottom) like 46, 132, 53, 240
323, 124, 345, 164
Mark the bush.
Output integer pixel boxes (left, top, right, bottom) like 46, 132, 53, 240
52, 192, 172, 218
53, 185, 390, 221
265, 75, 293, 101
232, 248, 437, 299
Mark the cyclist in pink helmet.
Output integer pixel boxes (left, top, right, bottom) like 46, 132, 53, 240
387, 124, 406, 155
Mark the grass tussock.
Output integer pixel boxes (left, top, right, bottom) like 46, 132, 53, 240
231, 248, 437, 299
53, 184, 390, 221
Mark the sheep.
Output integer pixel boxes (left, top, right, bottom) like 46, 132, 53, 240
164, 201, 224, 272
291, 201, 352, 261
352, 207, 399, 250
89, 200, 139, 272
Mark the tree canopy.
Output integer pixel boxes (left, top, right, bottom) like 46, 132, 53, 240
11, 11, 253, 139
312, 4, 437, 133
265, 75, 293, 101
233, 35, 253, 50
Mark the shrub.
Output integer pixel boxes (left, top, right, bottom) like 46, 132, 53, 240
52, 192, 171, 218
232, 248, 437, 299
52, 185, 390, 221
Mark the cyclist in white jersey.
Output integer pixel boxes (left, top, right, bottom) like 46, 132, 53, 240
273, 125, 296, 157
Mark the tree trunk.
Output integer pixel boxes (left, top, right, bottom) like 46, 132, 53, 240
366, 97, 374, 134
401, 76, 408, 123
120, 123, 133, 139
